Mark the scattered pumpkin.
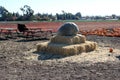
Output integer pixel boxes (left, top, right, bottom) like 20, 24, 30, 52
109, 48, 113, 53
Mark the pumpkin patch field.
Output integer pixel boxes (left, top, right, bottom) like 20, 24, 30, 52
0, 21, 120, 37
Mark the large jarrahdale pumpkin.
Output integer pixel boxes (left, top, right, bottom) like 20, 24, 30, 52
57, 22, 79, 36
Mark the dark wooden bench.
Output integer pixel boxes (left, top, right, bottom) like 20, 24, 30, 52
17, 24, 53, 39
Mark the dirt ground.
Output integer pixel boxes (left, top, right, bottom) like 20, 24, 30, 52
0, 35, 120, 80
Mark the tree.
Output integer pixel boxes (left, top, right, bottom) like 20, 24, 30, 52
0, 6, 9, 21
66, 13, 74, 20
11, 12, 20, 21
0, 6, 8, 15
112, 14, 116, 19
75, 12, 82, 19
20, 5, 34, 20
20, 7, 25, 16
62, 10, 67, 20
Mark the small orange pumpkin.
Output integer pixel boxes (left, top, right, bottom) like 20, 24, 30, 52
109, 48, 113, 53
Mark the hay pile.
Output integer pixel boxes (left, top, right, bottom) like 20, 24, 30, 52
37, 34, 97, 56
50, 34, 86, 45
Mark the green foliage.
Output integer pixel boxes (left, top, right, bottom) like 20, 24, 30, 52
0, 5, 119, 21
20, 5, 34, 21
56, 11, 82, 20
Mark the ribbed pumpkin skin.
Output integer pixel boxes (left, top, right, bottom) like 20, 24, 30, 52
57, 22, 79, 36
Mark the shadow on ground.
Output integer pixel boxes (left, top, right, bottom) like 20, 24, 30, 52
33, 51, 65, 60
116, 55, 120, 60
15, 38, 49, 42
0, 38, 8, 40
